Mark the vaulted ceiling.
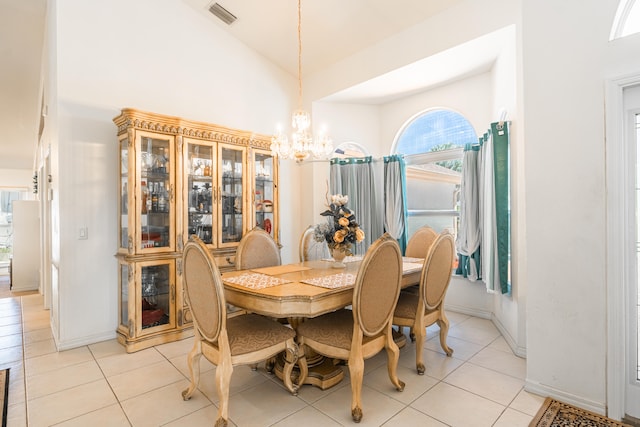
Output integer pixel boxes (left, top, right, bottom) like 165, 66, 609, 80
0, 0, 483, 171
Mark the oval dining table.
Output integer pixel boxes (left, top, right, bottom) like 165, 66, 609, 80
220, 256, 424, 389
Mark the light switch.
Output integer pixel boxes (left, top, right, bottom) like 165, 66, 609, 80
79, 227, 88, 240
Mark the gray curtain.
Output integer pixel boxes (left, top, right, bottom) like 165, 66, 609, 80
383, 155, 408, 253
330, 157, 383, 255
456, 144, 482, 281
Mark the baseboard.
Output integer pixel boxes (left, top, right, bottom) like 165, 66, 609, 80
54, 330, 118, 351
491, 313, 526, 358
446, 303, 492, 320
525, 379, 607, 416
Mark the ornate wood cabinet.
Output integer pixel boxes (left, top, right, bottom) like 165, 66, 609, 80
113, 108, 278, 352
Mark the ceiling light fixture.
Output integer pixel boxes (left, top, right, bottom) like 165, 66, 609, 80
270, 0, 333, 163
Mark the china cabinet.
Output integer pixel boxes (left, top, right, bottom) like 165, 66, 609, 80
113, 108, 277, 352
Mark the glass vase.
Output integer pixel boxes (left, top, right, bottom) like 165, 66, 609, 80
331, 247, 347, 268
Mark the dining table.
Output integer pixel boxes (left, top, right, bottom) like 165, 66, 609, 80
220, 255, 425, 389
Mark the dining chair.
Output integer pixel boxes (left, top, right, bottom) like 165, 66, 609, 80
296, 233, 405, 423
181, 235, 299, 426
299, 225, 330, 262
393, 230, 455, 375
235, 226, 281, 270
405, 225, 438, 258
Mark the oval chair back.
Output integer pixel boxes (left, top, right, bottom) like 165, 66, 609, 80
236, 227, 281, 270
405, 225, 438, 259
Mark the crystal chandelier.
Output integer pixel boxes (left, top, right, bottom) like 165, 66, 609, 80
270, 0, 333, 163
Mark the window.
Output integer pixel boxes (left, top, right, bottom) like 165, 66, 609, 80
611, 0, 640, 40
0, 189, 29, 268
393, 109, 476, 239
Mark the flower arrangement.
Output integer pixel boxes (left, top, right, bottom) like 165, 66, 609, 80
313, 194, 365, 255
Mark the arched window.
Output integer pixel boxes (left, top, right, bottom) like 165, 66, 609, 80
610, 0, 640, 40
393, 108, 477, 241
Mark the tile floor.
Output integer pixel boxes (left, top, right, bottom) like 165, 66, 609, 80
0, 293, 545, 426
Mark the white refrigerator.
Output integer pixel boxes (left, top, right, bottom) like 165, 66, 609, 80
11, 200, 40, 291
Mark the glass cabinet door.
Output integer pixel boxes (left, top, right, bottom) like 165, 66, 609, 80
119, 260, 130, 331
218, 144, 246, 246
138, 132, 174, 252
185, 140, 215, 244
119, 136, 130, 251
138, 259, 175, 335
253, 150, 277, 240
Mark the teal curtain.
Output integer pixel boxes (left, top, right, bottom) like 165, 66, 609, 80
492, 122, 510, 294
330, 157, 383, 254
456, 122, 510, 294
383, 155, 409, 253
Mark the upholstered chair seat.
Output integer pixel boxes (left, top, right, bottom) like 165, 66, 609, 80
296, 233, 405, 423
393, 231, 455, 375
181, 236, 298, 427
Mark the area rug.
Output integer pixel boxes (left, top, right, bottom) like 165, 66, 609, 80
1, 368, 9, 427
530, 397, 632, 427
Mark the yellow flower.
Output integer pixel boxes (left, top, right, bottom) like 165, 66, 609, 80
334, 229, 347, 243
355, 228, 365, 242
338, 217, 349, 227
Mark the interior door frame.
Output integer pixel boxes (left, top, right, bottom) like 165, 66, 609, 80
606, 72, 640, 420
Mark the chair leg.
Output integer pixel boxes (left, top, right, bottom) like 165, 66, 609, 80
347, 353, 365, 423
437, 316, 453, 356
215, 359, 233, 427
384, 329, 406, 392
182, 338, 202, 400
281, 339, 299, 395
414, 326, 426, 375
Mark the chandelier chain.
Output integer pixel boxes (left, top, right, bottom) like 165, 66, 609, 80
297, 0, 303, 109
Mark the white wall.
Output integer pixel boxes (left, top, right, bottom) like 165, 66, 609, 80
0, 169, 35, 192
521, 0, 639, 414
44, 0, 298, 349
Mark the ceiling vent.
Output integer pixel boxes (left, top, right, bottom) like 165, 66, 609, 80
208, 3, 237, 25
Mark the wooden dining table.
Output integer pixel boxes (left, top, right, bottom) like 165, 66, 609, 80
220, 256, 425, 389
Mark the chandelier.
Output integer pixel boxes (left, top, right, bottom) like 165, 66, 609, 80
270, 0, 333, 162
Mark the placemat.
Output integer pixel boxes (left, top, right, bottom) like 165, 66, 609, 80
223, 273, 291, 289
251, 265, 312, 275
402, 257, 424, 264
301, 272, 357, 289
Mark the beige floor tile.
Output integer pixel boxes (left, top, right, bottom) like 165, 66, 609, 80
54, 403, 132, 426
271, 405, 343, 426
448, 322, 501, 346
168, 352, 215, 379
27, 379, 118, 427
97, 347, 164, 377
120, 379, 212, 427
196, 365, 271, 404
488, 335, 513, 353
7, 362, 26, 405
25, 346, 94, 377
22, 317, 51, 332
224, 380, 308, 427
88, 338, 127, 359
107, 359, 186, 401
383, 406, 449, 426
399, 347, 464, 380
155, 336, 195, 359
364, 362, 438, 404
294, 373, 349, 405
313, 383, 405, 426
24, 337, 57, 358
22, 327, 53, 344
163, 404, 227, 427
509, 388, 546, 416
493, 407, 533, 426
443, 362, 524, 406
26, 359, 103, 400
22, 309, 50, 323
424, 334, 484, 360
445, 311, 471, 326
469, 346, 526, 379
411, 382, 505, 427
